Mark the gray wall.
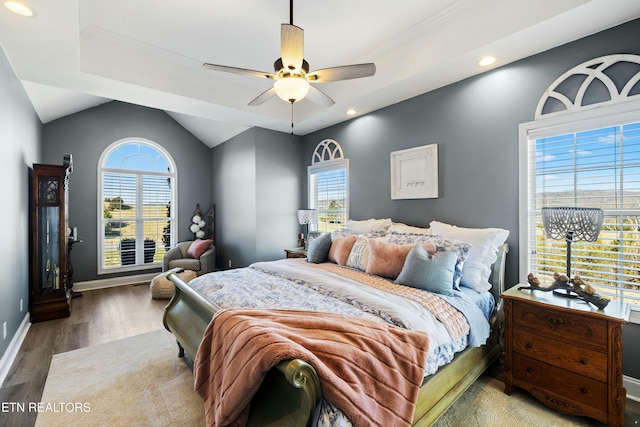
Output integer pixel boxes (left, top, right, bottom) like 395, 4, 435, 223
0, 46, 41, 358
41, 101, 212, 282
211, 127, 302, 268
300, 18, 640, 378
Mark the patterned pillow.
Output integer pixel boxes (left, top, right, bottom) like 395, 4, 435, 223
395, 246, 457, 296
346, 235, 370, 271
386, 232, 472, 290
332, 228, 387, 240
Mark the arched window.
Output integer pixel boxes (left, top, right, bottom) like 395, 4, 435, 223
98, 138, 177, 273
308, 139, 349, 232
520, 54, 640, 304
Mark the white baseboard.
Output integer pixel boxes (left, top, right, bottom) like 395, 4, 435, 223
73, 272, 158, 292
625, 375, 640, 402
0, 313, 30, 387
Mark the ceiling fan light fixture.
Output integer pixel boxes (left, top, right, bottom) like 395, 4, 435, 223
4, 0, 35, 16
274, 76, 310, 103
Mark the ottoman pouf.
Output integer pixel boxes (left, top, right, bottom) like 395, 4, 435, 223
150, 269, 197, 299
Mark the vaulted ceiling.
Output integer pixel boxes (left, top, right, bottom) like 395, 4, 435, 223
1, 0, 639, 147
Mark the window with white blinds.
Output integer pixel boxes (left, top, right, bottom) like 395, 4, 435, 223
308, 159, 349, 233
98, 139, 176, 273
527, 120, 640, 303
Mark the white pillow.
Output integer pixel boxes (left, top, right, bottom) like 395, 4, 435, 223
346, 218, 392, 234
429, 221, 509, 292
388, 222, 431, 235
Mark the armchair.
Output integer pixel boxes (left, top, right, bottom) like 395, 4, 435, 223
162, 240, 216, 276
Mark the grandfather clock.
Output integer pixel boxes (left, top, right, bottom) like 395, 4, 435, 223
30, 156, 73, 322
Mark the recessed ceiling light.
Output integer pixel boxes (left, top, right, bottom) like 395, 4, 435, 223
5, 0, 35, 16
346, 109, 357, 116
478, 56, 496, 67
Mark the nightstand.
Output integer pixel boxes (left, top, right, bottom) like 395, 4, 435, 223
501, 286, 630, 427
284, 248, 307, 259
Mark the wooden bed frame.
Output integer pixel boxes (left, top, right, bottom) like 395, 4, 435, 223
163, 243, 508, 426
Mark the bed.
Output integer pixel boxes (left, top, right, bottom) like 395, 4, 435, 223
163, 223, 509, 426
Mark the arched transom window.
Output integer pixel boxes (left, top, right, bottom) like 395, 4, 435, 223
308, 139, 349, 232
521, 54, 640, 305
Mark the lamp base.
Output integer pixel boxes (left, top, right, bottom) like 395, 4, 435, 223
553, 289, 579, 299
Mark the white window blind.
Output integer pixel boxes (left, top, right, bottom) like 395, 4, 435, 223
308, 160, 348, 233
99, 139, 175, 273
528, 121, 640, 303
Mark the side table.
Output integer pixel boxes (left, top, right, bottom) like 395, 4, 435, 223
284, 248, 307, 259
501, 285, 629, 426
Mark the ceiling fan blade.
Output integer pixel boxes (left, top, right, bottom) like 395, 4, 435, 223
281, 24, 304, 72
248, 87, 277, 106
308, 63, 376, 82
306, 85, 335, 107
203, 63, 276, 80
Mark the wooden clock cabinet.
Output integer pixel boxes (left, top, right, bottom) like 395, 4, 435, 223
30, 162, 72, 322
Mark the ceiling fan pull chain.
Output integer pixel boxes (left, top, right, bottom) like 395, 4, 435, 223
290, 101, 295, 135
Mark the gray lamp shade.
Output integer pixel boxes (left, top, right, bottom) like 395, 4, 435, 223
541, 207, 604, 242
297, 209, 317, 225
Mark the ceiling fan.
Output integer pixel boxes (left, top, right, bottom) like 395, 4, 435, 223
202, 0, 376, 107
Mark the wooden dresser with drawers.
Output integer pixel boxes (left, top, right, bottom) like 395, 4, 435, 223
502, 285, 630, 426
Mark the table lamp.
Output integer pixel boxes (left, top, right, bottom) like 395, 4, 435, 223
541, 207, 604, 297
297, 209, 317, 248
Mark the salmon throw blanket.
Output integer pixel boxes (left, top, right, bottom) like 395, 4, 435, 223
194, 308, 429, 427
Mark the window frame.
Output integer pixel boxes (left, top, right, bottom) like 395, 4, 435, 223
307, 158, 350, 233
519, 100, 640, 304
97, 137, 177, 274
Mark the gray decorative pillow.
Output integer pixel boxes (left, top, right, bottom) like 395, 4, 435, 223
395, 245, 458, 296
306, 233, 332, 263
386, 232, 472, 290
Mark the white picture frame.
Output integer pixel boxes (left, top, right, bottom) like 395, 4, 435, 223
390, 144, 438, 199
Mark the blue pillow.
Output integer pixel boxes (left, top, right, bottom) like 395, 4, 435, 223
306, 233, 332, 263
395, 245, 458, 296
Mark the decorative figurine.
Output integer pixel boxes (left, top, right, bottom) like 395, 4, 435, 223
519, 272, 610, 309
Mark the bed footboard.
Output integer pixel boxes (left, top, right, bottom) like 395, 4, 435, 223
163, 273, 322, 427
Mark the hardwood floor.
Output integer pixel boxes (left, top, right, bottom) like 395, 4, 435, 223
0, 283, 167, 427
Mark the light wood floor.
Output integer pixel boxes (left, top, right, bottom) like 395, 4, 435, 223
2, 283, 640, 427
0, 284, 168, 427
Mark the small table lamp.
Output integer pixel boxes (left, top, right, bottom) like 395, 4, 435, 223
541, 207, 604, 297
297, 209, 317, 248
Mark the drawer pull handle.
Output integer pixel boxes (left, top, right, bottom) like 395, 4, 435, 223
580, 359, 587, 365
548, 317, 565, 327
580, 387, 588, 394
526, 368, 533, 374
525, 343, 533, 349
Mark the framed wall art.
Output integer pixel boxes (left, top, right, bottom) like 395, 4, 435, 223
390, 144, 438, 199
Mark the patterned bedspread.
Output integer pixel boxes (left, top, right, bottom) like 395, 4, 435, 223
187, 258, 491, 427
188, 258, 490, 374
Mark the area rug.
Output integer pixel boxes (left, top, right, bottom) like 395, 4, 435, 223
36, 329, 204, 427
36, 329, 603, 427
432, 375, 601, 427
